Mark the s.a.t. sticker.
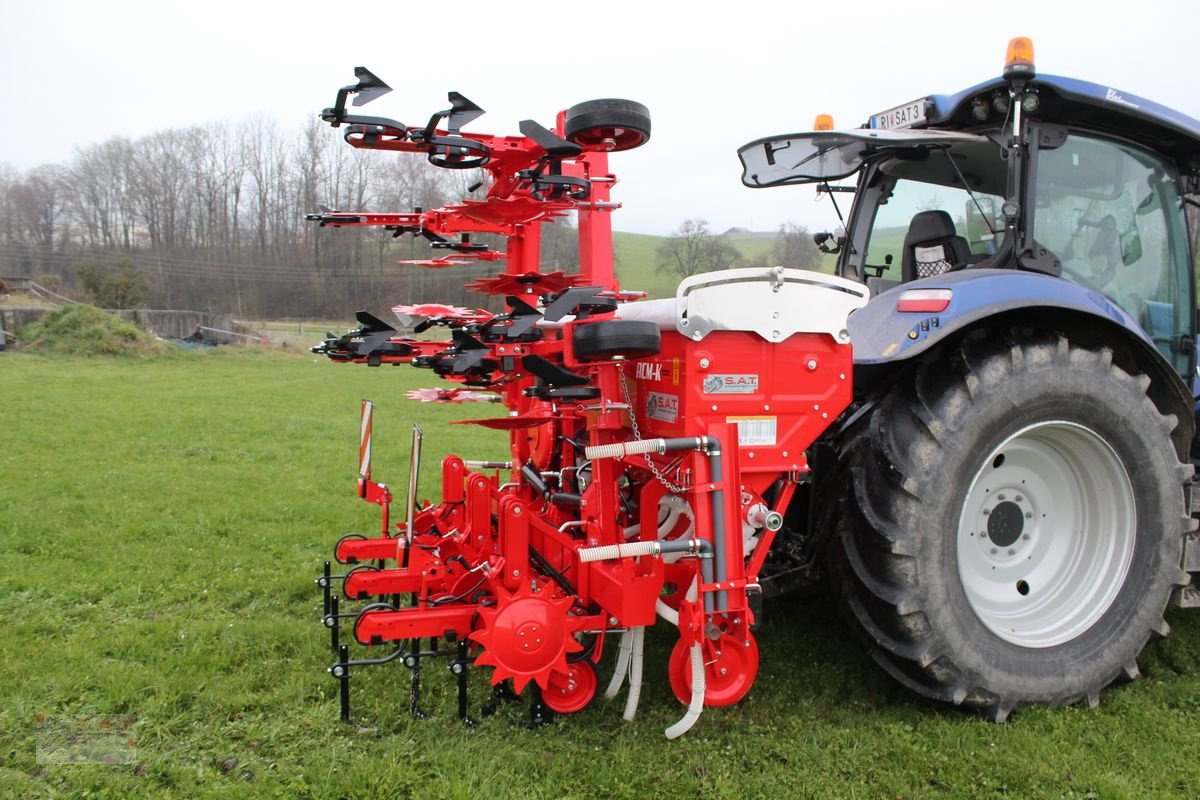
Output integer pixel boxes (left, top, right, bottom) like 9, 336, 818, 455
703, 374, 759, 394
645, 392, 679, 423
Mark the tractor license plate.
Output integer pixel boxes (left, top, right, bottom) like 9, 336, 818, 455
871, 99, 926, 129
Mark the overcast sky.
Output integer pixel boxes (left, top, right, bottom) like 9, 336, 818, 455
3, 0, 1198, 236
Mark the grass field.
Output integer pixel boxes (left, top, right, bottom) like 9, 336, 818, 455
5, 348, 1200, 798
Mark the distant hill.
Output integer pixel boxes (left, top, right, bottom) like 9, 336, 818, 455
612, 229, 834, 298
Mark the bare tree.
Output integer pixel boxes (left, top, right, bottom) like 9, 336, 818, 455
656, 218, 739, 279
241, 119, 287, 260
11, 165, 69, 249
769, 222, 821, 269
0, 162, 21, 247
70, 140, 131, 249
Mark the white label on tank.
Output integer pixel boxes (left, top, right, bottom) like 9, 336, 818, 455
728, 416, 777, 446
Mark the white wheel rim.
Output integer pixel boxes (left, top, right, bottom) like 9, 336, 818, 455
956, 421, 1136, 648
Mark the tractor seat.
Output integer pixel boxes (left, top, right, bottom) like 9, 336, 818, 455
902, 210, 971, 282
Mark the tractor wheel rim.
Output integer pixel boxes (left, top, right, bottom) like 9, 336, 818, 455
956, 420, 1135, 648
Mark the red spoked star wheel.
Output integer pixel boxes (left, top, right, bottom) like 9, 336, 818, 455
464, 270, 581, 297
469, 581, 583, 694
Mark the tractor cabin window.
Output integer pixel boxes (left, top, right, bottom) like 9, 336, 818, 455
1034, 134, 1194, 371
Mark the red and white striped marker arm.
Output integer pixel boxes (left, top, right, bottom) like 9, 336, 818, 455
359, 399, 373, 481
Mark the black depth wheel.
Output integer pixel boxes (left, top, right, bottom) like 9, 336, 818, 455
564, 99, 651, 151
831, 329, 1190, 721
572, 320, 660, 362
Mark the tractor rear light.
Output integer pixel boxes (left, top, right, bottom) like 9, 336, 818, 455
897, 288, 952, 313
813, 114, 834, 131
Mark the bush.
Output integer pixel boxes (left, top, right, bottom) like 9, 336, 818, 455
17, 304, 170, 357
76, 256, 148, 309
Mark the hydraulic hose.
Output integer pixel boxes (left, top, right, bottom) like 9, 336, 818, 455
578, 538, 705, 563
605, 630, 633, 699
658, 495, 695, 564
578, 541, 661, 563
623, 494, 693, 544
655, 599, 679, 626
622, 626, 645, 722
665, 578, 705, 739
664, 642, 705, 740
584, 437, 706, 461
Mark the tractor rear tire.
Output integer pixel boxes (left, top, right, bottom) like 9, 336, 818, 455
832, 330, 1190, 721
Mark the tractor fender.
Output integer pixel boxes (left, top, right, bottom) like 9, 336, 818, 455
848, 267, 1194, 457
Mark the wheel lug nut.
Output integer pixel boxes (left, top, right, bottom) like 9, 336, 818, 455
983, 508, 991, 516
997, 493, 1006, 501
990, 547, 998, 555
1022, 533, 1030, 540
1025, 512, 1033, 519
1008, 548, 1016, 555
1015, 495, 1024, 502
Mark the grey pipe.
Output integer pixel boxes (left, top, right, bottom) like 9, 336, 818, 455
700, 436, 727, 612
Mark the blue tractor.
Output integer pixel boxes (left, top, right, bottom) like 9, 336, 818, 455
739, 38, 1200, 721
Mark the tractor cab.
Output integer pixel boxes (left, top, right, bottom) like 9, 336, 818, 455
738, 38, 1200, 380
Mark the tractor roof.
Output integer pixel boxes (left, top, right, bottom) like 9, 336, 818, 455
741, 73, 1200, 191
924, 74, 1200, 168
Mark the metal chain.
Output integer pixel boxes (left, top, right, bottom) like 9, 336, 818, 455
616, 363, 689, 494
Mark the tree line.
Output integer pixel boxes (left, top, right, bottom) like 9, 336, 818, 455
0, 119, 578, 320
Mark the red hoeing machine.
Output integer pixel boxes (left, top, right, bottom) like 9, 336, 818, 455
310, 69, 868, 737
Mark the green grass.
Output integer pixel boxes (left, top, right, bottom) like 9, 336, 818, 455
4, 349, 1200, 798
